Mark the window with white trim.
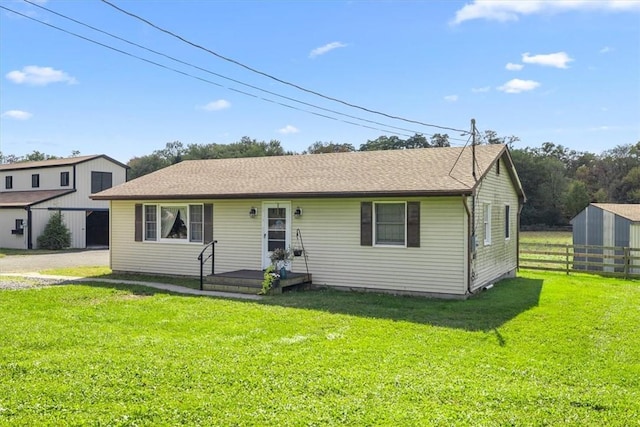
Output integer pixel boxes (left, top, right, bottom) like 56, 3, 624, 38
144, 205, 157, 241
483, 203, 492, 245
375, 202, 406, 246
505, 205, 510, 240
143, 204, 203, 243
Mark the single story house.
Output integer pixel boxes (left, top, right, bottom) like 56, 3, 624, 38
0, 155, 128, 249
570, 203, 640, 273
93, 144, 525, 298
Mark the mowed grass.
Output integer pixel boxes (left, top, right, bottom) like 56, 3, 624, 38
1, 271, 639, 426
37, 266, 204, 290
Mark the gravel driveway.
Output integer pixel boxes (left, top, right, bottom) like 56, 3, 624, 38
0, 249, 109, 273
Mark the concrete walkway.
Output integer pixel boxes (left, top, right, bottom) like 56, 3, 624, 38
0, 272, 263, 301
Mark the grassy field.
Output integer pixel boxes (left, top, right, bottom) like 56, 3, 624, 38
1, 270, 638, 425
520, 230, 572, 245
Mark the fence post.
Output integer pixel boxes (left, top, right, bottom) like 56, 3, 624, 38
624, 247, 630, 279
566, 245, 570, 275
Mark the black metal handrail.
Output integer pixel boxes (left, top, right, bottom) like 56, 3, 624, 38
198, 240, 217, 290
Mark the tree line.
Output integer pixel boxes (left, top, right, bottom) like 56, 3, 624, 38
2, 134, 638, 228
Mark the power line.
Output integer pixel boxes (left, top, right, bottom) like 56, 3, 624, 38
99, 0, 471, 136
15, 1, 470, 144
22, 0, 438, 139
1, 4, 417, 139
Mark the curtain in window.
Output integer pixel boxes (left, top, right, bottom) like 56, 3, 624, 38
161, 206, 187, 239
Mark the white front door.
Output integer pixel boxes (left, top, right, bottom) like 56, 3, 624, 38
262, 202, 291, 269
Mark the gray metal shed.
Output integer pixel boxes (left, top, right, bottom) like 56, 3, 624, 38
570, 203, 640, 272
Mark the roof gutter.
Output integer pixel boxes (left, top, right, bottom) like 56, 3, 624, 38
91, 189, 474, 201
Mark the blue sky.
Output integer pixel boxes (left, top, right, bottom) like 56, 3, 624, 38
1, 0, 639, 163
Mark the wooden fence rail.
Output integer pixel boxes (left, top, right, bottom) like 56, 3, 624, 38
520, 243, 640, 279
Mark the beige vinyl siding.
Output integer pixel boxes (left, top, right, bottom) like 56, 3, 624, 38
111, 196, 468, 295
0, 208, 28, 249
290, 197, 467, 295
111, 200, 211, 275
472, 157, 519, 290
212, 200, 263, 272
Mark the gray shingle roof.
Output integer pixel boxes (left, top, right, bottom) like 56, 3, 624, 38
592, 203, 640, 222
0, 190, 75, 207
93, 144, 522, 200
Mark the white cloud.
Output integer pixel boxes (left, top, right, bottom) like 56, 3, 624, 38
599, 46, 612, 54
472, 86, 491, 93
444, 95, 459, 102
6, 65, 77, 86
202, 99, 231, 111
497, 79, 541, 93
278, 125, 299, 134
309, 42, 347, 58
1, 110, 33, 120
522, 52, 573, 69
452, 0, 640, 25
505, 62, 524, 71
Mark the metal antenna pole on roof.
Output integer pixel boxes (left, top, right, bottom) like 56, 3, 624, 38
471, 118, 477, 181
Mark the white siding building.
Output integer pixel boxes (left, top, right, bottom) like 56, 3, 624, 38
94, 145, 525, 298
0, 155, 128, 249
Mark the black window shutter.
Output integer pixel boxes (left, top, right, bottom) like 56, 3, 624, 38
203, 204, 213, 243
407, 201, 420, 248
361, 202, 373, 246
134, 204, 142, 242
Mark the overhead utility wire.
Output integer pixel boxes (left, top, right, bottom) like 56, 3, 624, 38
99, 0, 471, 136
23, 0, 448, 140
1, 5, 417, 138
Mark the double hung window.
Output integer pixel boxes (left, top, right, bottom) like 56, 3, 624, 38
375, 202, 406, 246
483, 203, 492, 245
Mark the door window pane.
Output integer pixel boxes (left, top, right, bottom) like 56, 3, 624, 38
267, 207, 286, 252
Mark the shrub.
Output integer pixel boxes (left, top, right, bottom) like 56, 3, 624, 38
37, 211, 71, 250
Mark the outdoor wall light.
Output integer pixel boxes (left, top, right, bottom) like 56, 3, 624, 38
294, 207, 302, 218
249, 207, 257, 218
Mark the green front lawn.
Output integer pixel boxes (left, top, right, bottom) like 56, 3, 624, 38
0, 271, 638, 425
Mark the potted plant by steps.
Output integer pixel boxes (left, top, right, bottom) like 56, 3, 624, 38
260, 265, 280, 295
269, 247, 294, 279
